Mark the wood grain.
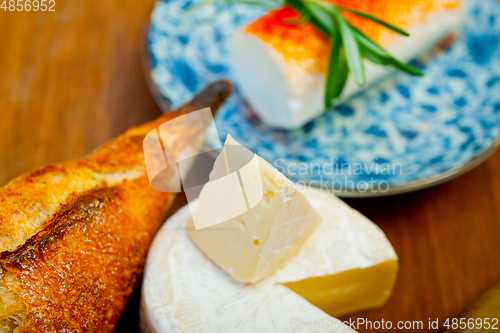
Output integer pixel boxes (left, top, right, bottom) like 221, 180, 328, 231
0, 1, 499, 332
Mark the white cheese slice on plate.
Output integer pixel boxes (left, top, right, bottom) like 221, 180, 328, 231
140, 186, 398, 332
228, 1, 465, 129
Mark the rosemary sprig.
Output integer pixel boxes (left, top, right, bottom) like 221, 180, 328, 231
337, 6, 410, 36
280, 0, 423, 108
196, 0, 424, 109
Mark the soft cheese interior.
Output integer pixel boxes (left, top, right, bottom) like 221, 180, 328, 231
141, 186, 398, 332
187, 135, 321, 283
228, 0, 465, 129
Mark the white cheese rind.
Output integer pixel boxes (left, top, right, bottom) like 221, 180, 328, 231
141, 187, 396, 333
228, 3, 465, 129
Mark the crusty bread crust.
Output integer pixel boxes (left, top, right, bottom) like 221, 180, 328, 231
0, 81, 232, 333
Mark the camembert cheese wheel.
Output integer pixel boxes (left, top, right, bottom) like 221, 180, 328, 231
141, 187, 397, 332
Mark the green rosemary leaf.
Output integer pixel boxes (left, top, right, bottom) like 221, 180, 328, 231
325, 29, 347, 108
337, 6, 410, 36
352, 27, 391, 64
313, 0, 336, 15
335, 50, 348, 98
301, 0, 334, 32
285, 0, 330, 35
360, 44, 389, 65
334, 9, 365, 86
351, 25, 423, 75
387, 57, 424, 76
351, 26, 388, 57
284, 4, 311, 25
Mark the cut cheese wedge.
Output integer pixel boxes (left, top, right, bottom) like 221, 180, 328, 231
267, 188, 398, 317
140, 187, 398, 332
228, 0, 465, 129
187, 135, 321, 283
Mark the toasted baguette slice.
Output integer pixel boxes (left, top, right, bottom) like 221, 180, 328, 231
0, 81, 232, 333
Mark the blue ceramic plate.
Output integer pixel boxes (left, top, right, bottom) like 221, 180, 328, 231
146, 0, 500, 197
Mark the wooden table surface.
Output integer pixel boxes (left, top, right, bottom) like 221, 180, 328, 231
1, 1, 499, 332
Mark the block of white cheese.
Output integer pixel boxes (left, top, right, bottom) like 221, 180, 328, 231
228, 0, 465, 129
187, 135, 321, 283
140, 187, 398, 332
